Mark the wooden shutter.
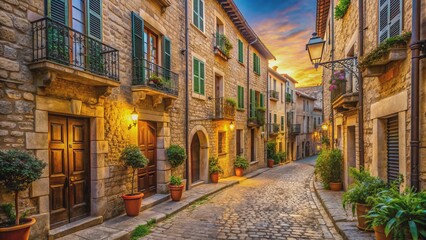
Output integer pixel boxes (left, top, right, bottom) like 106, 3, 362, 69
260, 93, 264, 107
193, 0, 199, 29
238, 39, 243, 63
47, 0, 68, 25
281, 116, 284, 131
386, 116, 399, 183
199, 0, 204, 31
250, 89, 255, 117
132, 12, 144, 83
163, 36, 171, 80
257, 55, 261, 74
379, 0, 402, 43
200, 61, 205, 95
193, 58, 199, 93
253, 53, 256, 73
238, 86, 244, 109
87, 0, 102, 40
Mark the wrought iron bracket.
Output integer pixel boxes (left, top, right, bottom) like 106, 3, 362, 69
318, 57, 360, 81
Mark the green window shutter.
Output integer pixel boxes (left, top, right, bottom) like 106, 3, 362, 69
260, 93, 264, 107
253, 53, 256, 72
199, 0, 204, 31
238, 40, 243, 63
274, 114, 277, 123
193, 58, 199, 93
87, 0, 102, 40
281, 116, 284, 130
193, 0, 199, 28
132, 12, 144, 83
250, 89, 255, 118
193, 0, 204, 31
237, 86, 241, 108
200, 61, 205, 95
238, 86, 244, 109
257, 56, 261, 74
163, 37, 171, 70
47, 0, 68, 25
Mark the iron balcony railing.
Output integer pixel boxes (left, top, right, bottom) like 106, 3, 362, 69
269, 90, 279, 100
133, 58, 179, 96
215, 97, 236, 120
32, 18, 119, 81
268, 123, 280, 135
215, 32, 230, 57
285, 93, 293, 103
331, 80, 347, 103
289, 124, 301, 135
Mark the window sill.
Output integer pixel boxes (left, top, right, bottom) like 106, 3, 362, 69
237, 108, 245, 112
192, 92, 206, 100
250, 161, 259, 165
218, 153, 227, 157
190, 23, 207, 38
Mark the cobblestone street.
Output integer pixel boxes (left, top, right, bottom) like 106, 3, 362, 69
143, 158, 342, 240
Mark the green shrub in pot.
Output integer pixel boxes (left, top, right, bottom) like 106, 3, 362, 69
315, 149, 343, 189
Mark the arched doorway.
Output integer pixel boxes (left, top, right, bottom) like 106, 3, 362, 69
189, 126, 209, 186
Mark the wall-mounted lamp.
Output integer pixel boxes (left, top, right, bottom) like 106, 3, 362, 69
321, 123, 329, 131
229, 121, 235, 131
128, 107, 138, 130
261, 131, 265, 139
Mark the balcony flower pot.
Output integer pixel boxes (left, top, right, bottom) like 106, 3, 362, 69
209, 157, 223, 184
235, 167, 244, 177
0, 218, 36, 240
0, 150, 46, 240
373, 225, 392, 240
122, 193, 144, 217
120, 145, 149, 217
268, 159, 274, 168
234, 155, 249, 177
169, 176, 184, 201
329, 182, 342, 191
356, 203, 372, 231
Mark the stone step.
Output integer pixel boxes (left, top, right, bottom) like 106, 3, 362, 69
48, 216, 103, 240
141, 193, 170, 211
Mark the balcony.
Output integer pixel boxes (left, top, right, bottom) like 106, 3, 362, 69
285, 93, 293, 103
269, 90, 279, 101
30, 18, 120, 90
214, 97, 236, 120
331, 78, 359, 113
248, 108, 265, 128
268, 123, 280, 136
132, 58, 179, 107
214, 32, 231, 61
288, 124, 301, 135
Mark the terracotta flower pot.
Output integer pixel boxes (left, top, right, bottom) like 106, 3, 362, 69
329, 182, 342, 191
235, 167, 244, 177
373, 225, 392, 240
122, 193, 144, 217
169, 185, 184, 201
268, 159, 274, 168
210, 172, 219, 183
356, 203, 373, 231
0, 218, 36, 240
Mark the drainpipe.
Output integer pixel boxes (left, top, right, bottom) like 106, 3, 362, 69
184, 0, 190, 190
330, 0, 335, 149
410, 0, 421, 190
358, 0, 365, 167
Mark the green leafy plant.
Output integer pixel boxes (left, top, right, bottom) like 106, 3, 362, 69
335, 0, 351, 19
169, 175, 182, 186
0, 203, 29, 227
216, 33, 233, 57
315, 149, 343, 189
359, 32, 411, 69
131, 219, 156, 240
148, 74, 164, 87
285, 93, 292, 103
266, 141, 276, 160
0, 150, 46, 226
234, 155, 249, 170
166, 145, 187, 168
342, 168, 387, 214
321, 136, 331, 148
209, 157, 223, 174
255, 107, 266, 126
276, 152, 286, 163
120, 145, 149, 195
225, 98, 237, 108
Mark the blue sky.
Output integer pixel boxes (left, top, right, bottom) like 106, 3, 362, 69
234, 0, 320, 86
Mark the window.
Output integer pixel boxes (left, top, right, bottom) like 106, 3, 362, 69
193, 57, 205, 95
218, 131, 226, 155
253, 53, 260, 75
281, 83, 283, 102
238, 39, 244, 63
273, 79, 277, 91
236, 130, 243, 155
193, 0, 204, 32
386, 116, 399, 182
237, 86, 244, 109
144, 28, 159, 64
378, 0, 402, 43
281, 116, 284, 131
250, 89, 255, 118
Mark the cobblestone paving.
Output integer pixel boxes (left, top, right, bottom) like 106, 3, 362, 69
143, 161, 342, 240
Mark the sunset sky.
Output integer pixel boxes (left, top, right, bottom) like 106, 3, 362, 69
234, 0, 322, 87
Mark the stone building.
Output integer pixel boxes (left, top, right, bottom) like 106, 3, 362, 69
267, 67, 287, 153
0, 0, 273, 238
283, 74, 298, 161
294, 91, 317, 159
315, 0, 426, 190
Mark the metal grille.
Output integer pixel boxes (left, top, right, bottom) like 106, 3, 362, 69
386, 116, 399, 183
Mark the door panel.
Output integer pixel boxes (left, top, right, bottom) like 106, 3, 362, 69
137, 121, 157, 197
49, 115, 90, 229
191, 134, 200, 183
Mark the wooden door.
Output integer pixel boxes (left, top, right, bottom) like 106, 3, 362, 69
137, 121, 157, 197
250, 129, 255, 162
236, 130, 242, 156
191, 134, 200, 183
49, 116, 90, 229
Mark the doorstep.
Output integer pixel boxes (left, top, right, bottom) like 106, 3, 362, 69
57, 167, 270, 240
48, 216, 103, 240
313, 180, 374, 240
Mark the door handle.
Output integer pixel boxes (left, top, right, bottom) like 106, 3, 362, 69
70, 176, 76, 181
69, 144, 73, 148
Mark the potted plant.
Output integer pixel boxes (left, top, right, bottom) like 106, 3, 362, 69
276, 152, 286, 165
169, 176, 184, 201
342, 168, 387, 231
120, 145, 149, 217
315, 149, 343, 191
234, 155, 249, 177
148, 74, 164, 87
0, 150, 46, 240
266, 142, 276, 168
209, 157, 223, 183
166, 145, 187, 201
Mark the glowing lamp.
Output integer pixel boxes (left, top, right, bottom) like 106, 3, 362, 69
306, 32, 325, 68
128, 107, 138, 130
229, 121, 235, 131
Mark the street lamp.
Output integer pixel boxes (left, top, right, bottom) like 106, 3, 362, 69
128, 107, 139, 130
321, 123, 328, 131
229, 121, 235, 131
306, 32, 325, 69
